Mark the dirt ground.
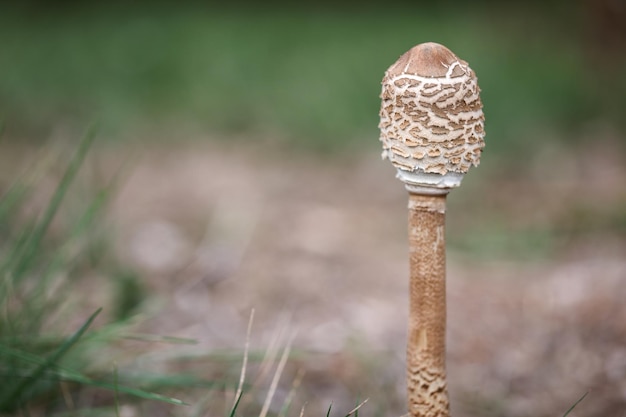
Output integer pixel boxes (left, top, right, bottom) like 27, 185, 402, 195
5, 137, 624, 416
83, 137, 624, 417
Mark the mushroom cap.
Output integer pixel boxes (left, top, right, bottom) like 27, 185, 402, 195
379, 42, 485, 191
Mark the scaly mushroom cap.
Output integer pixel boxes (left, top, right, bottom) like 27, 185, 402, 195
379, 42, 485, 191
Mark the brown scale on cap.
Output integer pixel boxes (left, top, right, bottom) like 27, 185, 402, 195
379, 42, 485, 179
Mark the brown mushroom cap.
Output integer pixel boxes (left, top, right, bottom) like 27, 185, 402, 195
386, 42, 467, 78
379, 42, 485, 185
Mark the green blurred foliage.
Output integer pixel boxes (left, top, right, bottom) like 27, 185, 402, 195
0, 131, 184, 413
0, 1, 624, 152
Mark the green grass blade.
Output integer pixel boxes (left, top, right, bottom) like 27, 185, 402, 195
326, 402, 333, 417
62, 376, 188, 406
0, 215, 35, 292
0, 307, 101, 410
0, 183, 29, 223
119, 334, 197, 344
0, 344, 187, 406
10, 125, 97, 280
563, 391, 588, 417
228, 390, 244, 417
119, 373, 218, 390
69, 187, 109, 237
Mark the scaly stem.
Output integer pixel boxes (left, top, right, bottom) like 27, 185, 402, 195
407, 193, 449, 417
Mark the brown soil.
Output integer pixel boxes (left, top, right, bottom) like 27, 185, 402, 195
4, 138, 625, 417
101, 138, 626, 417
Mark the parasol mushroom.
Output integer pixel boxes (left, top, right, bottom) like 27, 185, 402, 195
378, 42, 485, 417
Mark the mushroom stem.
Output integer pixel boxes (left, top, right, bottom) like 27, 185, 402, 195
407, 192, 449, 417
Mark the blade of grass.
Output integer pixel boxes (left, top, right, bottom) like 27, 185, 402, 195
60, 375, 187, 406
0, 183, 29, 225
69, 187, 110, 238
0, 307, 101, 410
9, 125, 97, 280
229, 390, 244, 417
278, 368, 305, 417
255, 315, 289, 383
232, 309, 254, 413
119, 373, 219, 390
21, 184, 117, 334
0, 343, 188, 406
259, 332, 294, 417
344, 399, 368, 417
119, 334, 197, 344
326, 403, 333, 417
563, 391, 588, 417
0, 218, 35, 295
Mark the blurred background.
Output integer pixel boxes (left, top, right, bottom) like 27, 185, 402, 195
0, 0, 625, 416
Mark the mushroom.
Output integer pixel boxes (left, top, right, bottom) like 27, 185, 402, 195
378, 42, 485, 417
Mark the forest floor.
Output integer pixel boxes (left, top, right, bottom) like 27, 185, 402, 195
3, 137, 625, 417
92, 137, 626, 417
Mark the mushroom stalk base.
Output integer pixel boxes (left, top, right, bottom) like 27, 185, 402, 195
407, 193, 450, 417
